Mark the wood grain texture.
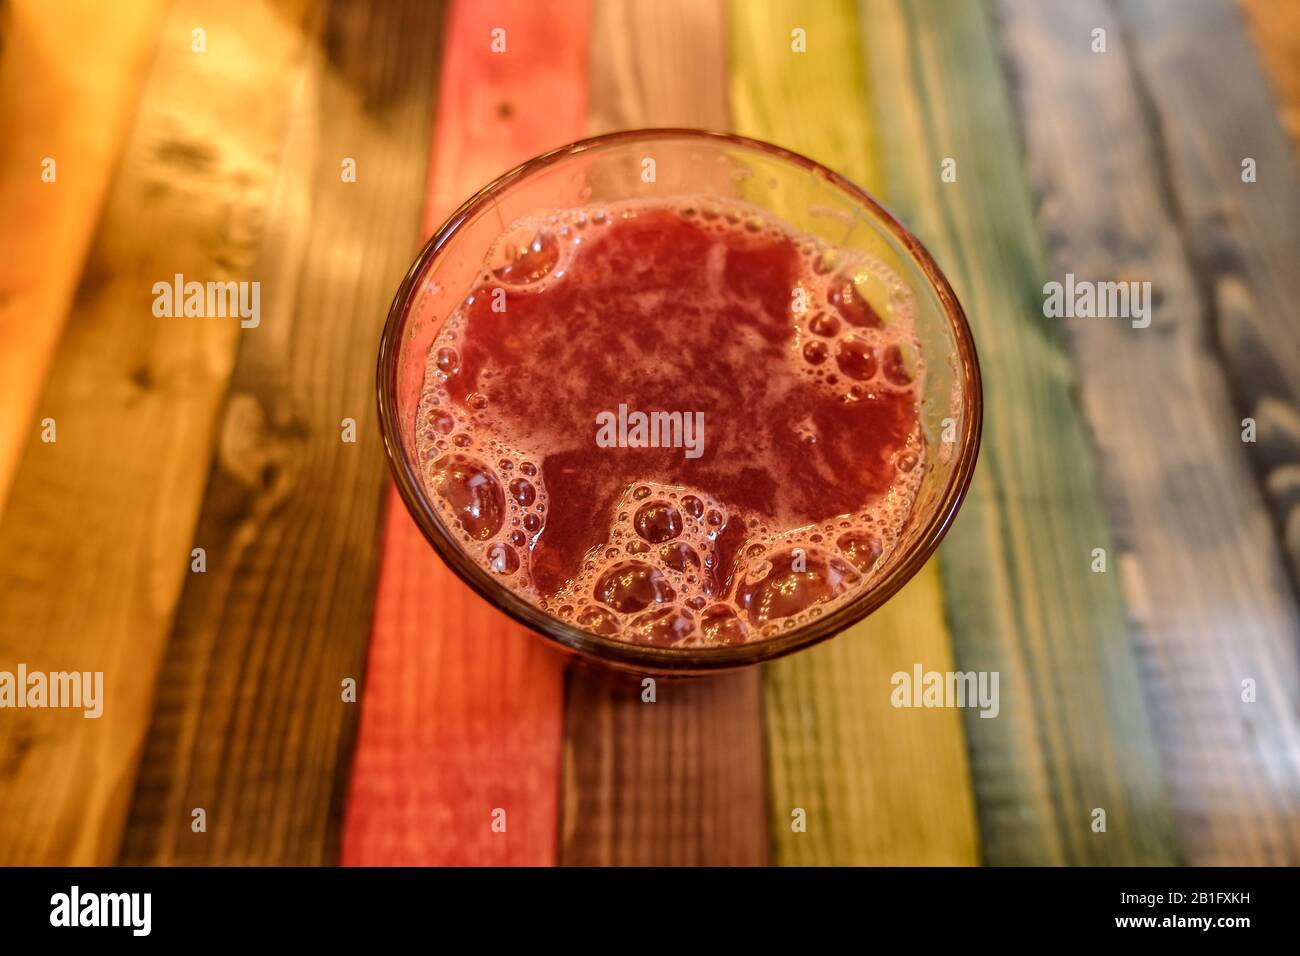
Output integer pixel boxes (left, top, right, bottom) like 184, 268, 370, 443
862, 0, 1179, 864
340, 0, 591, 866
1116, 0, 1300, 606
729, 0, 981, 866
0, 0, 168, 512
557, 0, 768, 868
118, 0, 445, 865
586, 0, 729, 133
995, 0, 1300, 866
561, 669, 768, 865
0, 0, 319, 865
1239, 0, 1300, 151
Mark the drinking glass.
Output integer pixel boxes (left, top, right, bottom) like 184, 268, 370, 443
377, 129, 981, 674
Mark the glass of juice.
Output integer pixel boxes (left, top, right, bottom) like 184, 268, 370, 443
378, 130, 981, 674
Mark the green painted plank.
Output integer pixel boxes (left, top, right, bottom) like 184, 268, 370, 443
861, 0, 1179, 864
730, 0, 980, 866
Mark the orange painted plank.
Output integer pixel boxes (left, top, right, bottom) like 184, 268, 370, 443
0, 0, 168, 513
1239, 0, 1300, 152
341, 0, 591, 866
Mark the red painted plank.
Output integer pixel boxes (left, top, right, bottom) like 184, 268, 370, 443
341, 0, 591, 867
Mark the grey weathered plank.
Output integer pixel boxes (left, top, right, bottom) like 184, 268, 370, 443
1118, 0, 1300, 587
995, 0, 1300, 864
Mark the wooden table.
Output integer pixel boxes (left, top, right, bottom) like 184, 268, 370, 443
1, 0, 1298, 866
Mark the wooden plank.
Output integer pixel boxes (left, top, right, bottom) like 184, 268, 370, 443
861, 0, 1179, 864
1239, 0, 1300, 151
1117, 0, 1300, 601
0, 0, 168, 512
557, 0, 768, 868
729, 0, 981, 866
340, 0, 590, 867
586, 0, 730, 132
0, 0, 319, 866
561, 668, 768, 865
995, 0, 1300, 866
118, 0, 446, 865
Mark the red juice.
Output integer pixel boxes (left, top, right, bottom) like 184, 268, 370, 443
416, 198, 925, 647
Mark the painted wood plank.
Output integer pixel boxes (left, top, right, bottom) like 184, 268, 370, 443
1239, 0, 1300, 151
340, 0, 591, 867
118, 0, 446, 865
0, 0, 320, 866
1116, 0, 1300, 604
729, 0, 981, 866
0, 0, 168, 512
558, 0, 768, 868
861, 0, 1179, 864
995, 0, 1300, 867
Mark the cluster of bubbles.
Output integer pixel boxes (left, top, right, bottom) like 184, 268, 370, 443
415, 375, 550, 590
413, 197, 927, 648
786, 241, 924, 410
544, 482, 740, 647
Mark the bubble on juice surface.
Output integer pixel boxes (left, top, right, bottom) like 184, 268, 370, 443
509, 477, 536, 506
836, 531, 883, 572
882, 343, 917, 386
427, 455, 505, 541
436, 347, 461, 379
626, 606, 695, 647
489, 226, 562, 286
658, 542, 700, 572
428, 409, 456, 435
594, 561, 674, 614
808, 312, 839, 337
735, 548, 861, 626
577, 605, 620, 636
802, 340, 829, 366
634, 501, 682, 543
488, 543, 520, 574
701, 604, 748, 645
835, 339, 877, 381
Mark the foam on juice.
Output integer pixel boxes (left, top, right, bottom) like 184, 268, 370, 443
415, 198, 926, 647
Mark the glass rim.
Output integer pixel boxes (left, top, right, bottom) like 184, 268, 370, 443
376, 128, 983, 674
